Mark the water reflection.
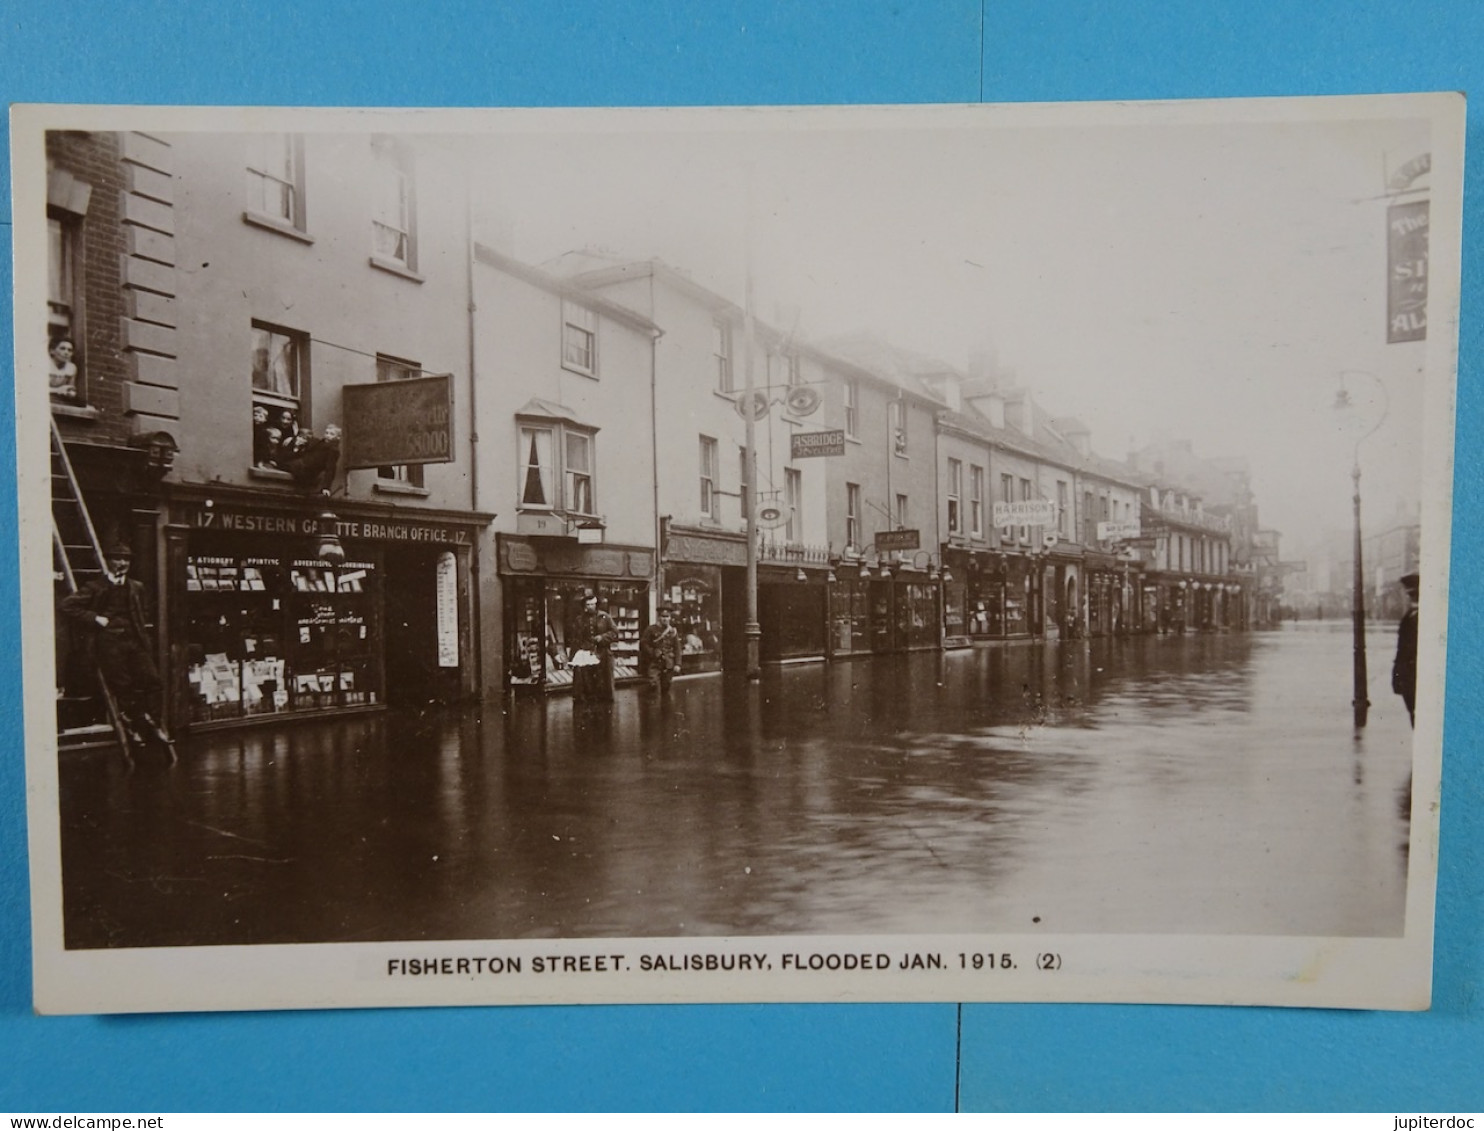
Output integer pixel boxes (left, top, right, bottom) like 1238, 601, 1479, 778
61, 624, 1412, 948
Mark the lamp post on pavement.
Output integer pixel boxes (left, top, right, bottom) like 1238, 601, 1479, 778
1334, 371, 1389, 729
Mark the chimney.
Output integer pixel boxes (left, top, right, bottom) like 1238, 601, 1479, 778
1004, 390, 1034, 438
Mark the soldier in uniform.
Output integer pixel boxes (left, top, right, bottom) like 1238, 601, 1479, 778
59, 541, 171, 749
639, 604, 682, 694
570, 589, 617, 704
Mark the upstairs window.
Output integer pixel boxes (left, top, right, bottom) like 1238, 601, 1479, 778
699, 435, 719, 520
47, 210, 83, 403
738, 445, 749, 521
843, 379, 859, 438
970, 466, 984, 538
895, 493, 909, 530
1000, 473, 1015, 542
370, 136, 416, 272
251, 322, 308, 470
561, 301, 597, 377
565, 431, 595, 515
847, 482, 862, 548
517, 419, 597, 517
889, 398, 908, 455
785, 468, 803, 543
520, 427, 554, 508
714, 320, 734, 393
246, 134, 305, 232
375, 354, 425, 488
947, 458, 963, 535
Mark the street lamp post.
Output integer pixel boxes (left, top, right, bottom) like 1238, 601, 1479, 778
1349, 459, 1368, 727
1334, 371, 1389, 729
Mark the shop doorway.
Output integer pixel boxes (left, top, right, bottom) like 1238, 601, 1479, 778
382, 545, 461, 707
720, 566, 749, 672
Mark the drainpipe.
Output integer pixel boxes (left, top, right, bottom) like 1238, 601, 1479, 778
649, 272, 664, 614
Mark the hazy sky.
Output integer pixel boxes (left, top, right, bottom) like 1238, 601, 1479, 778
466, 104, 1437, 555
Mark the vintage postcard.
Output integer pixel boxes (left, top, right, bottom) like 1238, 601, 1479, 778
11, 95, 1462, 1013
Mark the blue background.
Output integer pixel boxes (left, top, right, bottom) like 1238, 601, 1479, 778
1, 0, 1479, 1112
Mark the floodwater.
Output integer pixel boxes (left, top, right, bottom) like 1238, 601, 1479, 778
59, 622, 1414, 948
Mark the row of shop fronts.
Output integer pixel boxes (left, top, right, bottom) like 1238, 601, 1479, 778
58, 474, 1250, 735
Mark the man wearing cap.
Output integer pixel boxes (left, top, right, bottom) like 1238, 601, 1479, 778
639, 604, 682, 694
59, 541, 169, 747
1392, 571, 1420, 727
570, 589, 617, 705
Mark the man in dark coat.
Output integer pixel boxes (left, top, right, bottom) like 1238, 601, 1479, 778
1392, 571, 1419, 727
639, 604, 682, 694
59, 542, 168, 745
570, 590, 617, 704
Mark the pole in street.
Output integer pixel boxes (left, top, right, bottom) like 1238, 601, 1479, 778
1351, 460, 1369, 728
743, 172, 762, 680
1335, 371, 1388, 729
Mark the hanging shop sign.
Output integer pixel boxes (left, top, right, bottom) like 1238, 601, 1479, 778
790, 429, 845, 459
784, 385, 822, 417
1097, 520, 1143, 541
341, 374, 454, 469
733, 390, 771, 421
993, 500, 1057, 527
435, 551, 459, 668
1387, 199, 1429, 343
874, 528, 921, 552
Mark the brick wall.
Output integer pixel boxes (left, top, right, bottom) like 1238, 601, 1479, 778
47, 130, 180, 448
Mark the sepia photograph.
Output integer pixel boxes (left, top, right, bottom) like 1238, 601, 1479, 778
12, 95, 1462, 1014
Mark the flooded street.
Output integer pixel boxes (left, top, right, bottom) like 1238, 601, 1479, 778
60, 622, 1414, 949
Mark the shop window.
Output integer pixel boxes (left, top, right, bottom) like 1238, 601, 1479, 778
370, 136, 416, 272
182, 553, 381, 722
251, 322, 308, 471
947, 459, 962, 535
245, 134, 306, 233
699, 435, 719, 520
561, 301, 597, 377
714, 320, 733, 393
375, 354, 424, 487
831, 576, 870, 654
508, 578, 648, 689
664, 569, 723, 674
47, 210, 83, 403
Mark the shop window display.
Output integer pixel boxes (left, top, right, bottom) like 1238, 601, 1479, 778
664, 568, 722, 673
831, 577, 870, 654
507, 578, 649, 690
183, 553, 381, 723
